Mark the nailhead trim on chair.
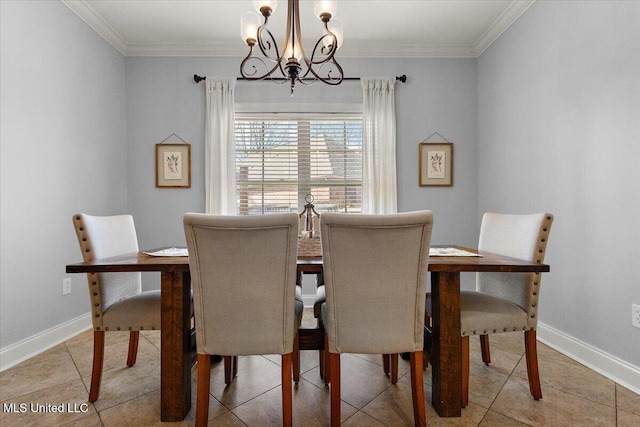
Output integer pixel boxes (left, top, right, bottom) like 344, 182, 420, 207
74, 214, 161, 333
526, 214, 553, 330
457, 214, 553, 338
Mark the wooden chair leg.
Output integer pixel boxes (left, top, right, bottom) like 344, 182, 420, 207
126, 330, 139, 367
462, 335, 470, 408
382, 354, 390, 375
232, 356, 238, 379
89, 330, 105, 402
293, 333, 300, 383
282, 353, 293, 427
323, 334, 331, 385
196, 354, 211, 427
480, 334, 491, 365
390, 353, 399, 384
410, 351, 427, 427
329, 352, 341, 427
524, 330, 543, 400
224, 356, 233, 385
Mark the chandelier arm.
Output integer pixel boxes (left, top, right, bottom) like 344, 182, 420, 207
319, 34, 338, 59
239, 43, 258, 78
256, 26, 281, 63
303, 59, 344, 85
306, 22, 338, 66
241, 5, 291, 81
240, 15, 288, 81
240, 50, 289, 81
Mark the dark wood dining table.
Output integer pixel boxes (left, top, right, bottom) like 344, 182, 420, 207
66, 245, 549, 421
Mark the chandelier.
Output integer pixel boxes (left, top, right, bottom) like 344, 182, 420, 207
240, 0, 344, 95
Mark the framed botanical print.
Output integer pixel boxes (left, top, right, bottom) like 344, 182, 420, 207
156, 143, 191, 188
419, 142, 453, 186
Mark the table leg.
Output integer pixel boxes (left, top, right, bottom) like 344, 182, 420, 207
430, 271, 462, 417
160, 271, 192, 421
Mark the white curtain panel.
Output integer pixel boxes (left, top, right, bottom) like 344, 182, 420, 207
361, 78, 398, 214
205, 77, 236, 214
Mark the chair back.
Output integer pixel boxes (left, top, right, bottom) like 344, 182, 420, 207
320, 211, 433, 354
477, 212, 554, 328
72, 213, 142, 330
184, 213, 298, 356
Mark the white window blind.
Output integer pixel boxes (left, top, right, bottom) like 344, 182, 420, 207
235, 113, 363, 215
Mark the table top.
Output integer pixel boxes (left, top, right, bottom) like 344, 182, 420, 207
428, 246, 549, 273
66, 245, 548, 274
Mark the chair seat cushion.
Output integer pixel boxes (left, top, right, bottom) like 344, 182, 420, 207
102, 290, 161, 331
426, 291, 529, 336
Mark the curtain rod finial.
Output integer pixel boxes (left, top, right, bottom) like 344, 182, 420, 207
194, 75, 206, 83
396, 75, 407, 83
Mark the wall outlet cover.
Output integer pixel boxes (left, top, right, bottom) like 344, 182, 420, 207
63, 278, 72, 295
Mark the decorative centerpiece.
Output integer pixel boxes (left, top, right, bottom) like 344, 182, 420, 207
298, 194, 322, 257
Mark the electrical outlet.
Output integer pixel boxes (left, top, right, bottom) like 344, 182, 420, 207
63, 278, 72, 295
633, 304, 640, 329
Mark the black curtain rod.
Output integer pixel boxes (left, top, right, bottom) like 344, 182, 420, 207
193, 74, 407, 84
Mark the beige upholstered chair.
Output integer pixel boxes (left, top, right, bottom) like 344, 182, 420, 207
183, 213, 302, 427
426, 212, 554, 407
320, 211, 433, 427
224, 278, 304, 386
72, 213, 161, 402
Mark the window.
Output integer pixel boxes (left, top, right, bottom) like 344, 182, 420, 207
235, 113, 362, 215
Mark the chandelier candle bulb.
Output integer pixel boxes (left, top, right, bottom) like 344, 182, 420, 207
314, 0, 337, 20
253, 0, 277, 14
240, 12, 260, 44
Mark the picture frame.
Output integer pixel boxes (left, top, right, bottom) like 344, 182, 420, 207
156, 143, 191, 188
419, 142, 453, 186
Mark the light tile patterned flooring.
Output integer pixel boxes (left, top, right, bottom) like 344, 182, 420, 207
1, 308, 638, 426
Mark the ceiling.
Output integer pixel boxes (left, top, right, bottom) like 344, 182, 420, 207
62, 0, 535, 58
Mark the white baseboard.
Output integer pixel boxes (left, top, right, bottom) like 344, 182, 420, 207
2, 312, 638, 396
0, 313, 92, 372
537, 322, 640, 394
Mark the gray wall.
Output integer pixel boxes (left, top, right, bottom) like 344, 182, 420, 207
125, 57, 479, 253
477, 1, 640, 366
0, 1, 127, 348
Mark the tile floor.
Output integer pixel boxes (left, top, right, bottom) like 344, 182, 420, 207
1, 308, 638, 426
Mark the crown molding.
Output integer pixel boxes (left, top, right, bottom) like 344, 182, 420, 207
61, 0, 128, 56
62, 0, 534, 59
473, 0, 536, 56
